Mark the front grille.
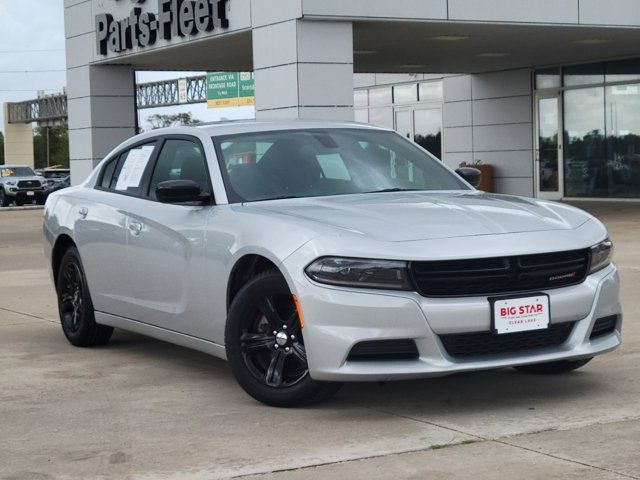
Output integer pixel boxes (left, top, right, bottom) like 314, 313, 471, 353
347, 339, 419, 361
439, 322, 575, 358
17, 180, 41, 189
590, 315, 619, 339
410, 249, 590, 297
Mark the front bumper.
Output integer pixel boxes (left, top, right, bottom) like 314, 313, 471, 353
286, 259, 621, 382
6, 188, 46, 200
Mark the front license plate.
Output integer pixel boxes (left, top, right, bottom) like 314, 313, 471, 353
26, 191, 35, 196
491, 294, 550, 335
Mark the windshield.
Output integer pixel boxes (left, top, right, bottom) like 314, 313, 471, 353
0, 166, 36, 177
213, 128, 468, 203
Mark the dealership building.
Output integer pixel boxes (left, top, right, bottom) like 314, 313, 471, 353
60, 0, 640, 200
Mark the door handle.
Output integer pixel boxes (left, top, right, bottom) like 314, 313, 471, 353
78, 207, 88, 218
128, 221, 143, 236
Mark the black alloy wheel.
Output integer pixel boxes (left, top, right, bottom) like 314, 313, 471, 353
225, 271, 341, 407
56, 246, 113, 347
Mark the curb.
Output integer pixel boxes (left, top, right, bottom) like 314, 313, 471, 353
0, 206, 45, 212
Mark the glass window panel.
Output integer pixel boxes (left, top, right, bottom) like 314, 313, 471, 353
563, 87, 606, 197
354, 108, 369, 124
535, 68, 561, 90
537, 97, 559, 192
605, 84, 640, 198
369, 107, 394, 128
354, 90, 368, 107
413, 108, 442, 159
395, 110, 413, 140
368, 87, 392, 106
606, 59, 640, 83
393, 84, 418, 104
419, 81, 443, 101
563, 63, 605, 87
149, 140, 208, 199
110, 142, 156, 194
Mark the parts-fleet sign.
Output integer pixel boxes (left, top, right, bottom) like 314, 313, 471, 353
96, 0, 230, 55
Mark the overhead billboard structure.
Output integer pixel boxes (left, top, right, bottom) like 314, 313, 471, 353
206, 72, 254, 108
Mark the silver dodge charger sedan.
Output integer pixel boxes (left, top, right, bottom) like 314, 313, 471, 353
43, 121, 621, 406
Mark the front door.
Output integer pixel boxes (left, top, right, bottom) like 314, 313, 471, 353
122, 137, 213, 340
535, 94, 563, 199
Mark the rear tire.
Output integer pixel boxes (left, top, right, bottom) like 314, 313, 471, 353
514, 357, 593, 374
225, 271, 342, 407
56, 246, 113, 347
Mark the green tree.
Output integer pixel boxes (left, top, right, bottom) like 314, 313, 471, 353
0, 131, 4, 165
33, 124, 70, 169
146, 112, 202, 130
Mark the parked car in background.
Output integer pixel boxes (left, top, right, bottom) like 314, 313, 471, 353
36, 168, 71, 195
43, 121, 621, 407
0, 165, 47, 206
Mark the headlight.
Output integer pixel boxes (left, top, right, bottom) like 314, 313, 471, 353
5, 180, 16, 185
305, 257, 413, 290
590, 238, 613, 274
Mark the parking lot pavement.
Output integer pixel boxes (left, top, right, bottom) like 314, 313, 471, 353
0, 205, 638, 480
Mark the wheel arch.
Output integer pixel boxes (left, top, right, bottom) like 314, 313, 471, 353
227, 254, 285, 311
51, 234, 76, 285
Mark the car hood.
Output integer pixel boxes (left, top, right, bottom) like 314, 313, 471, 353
249, 191, 593, 242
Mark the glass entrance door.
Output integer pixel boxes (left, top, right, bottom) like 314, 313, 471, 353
535, 94, 563, 199
394, 107, 443, 159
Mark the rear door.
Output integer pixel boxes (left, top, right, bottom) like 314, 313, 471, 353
75, 140, 158, 318
120, 136, 214, 340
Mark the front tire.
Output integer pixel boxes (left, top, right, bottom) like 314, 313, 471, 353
56, 246, 113, 347
225, 271, 341, 407
0, 190, 9, 207
514, 357, 593, 374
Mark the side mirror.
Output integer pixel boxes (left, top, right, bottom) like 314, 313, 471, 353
156, 180, 207, 204
455, 167, 482, 188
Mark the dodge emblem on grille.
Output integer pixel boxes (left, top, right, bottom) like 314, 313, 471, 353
549, 272, 577, 282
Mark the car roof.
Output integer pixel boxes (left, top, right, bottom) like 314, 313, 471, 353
133, 119, 389, 141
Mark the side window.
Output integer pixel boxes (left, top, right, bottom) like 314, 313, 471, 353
100, 156, 119, 188
149, 139, 209, 200
108, 142, 156, 194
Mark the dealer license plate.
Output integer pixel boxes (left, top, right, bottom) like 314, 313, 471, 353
26, 191, 35, 196
491, 294, 550, 335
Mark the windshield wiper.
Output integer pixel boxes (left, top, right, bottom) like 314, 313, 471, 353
364, 188, 423, 194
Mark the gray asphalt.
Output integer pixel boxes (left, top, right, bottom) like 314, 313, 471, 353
0, 204, 638, 480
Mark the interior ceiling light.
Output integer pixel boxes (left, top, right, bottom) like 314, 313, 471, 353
476, 52, 511, 58
572, 39, 611, 45
431, 35, 470, 41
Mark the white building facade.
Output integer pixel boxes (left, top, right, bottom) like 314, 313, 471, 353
64, 0, 640, 199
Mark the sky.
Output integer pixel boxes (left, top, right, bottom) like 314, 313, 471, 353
0, 0, 254, 131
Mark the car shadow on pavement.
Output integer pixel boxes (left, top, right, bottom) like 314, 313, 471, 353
105, 329, 605, 418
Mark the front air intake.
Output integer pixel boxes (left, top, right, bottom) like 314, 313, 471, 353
590, 315, 619, 339
347, 339, 419, 361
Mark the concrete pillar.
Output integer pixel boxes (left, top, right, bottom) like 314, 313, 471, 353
65, 2, 136, 185
252, 19, 354, 120
2, 104, 35, 167
442, 69, 534, 196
